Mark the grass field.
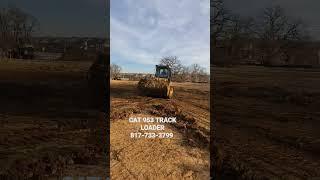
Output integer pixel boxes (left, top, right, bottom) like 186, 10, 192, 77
213, 65, 320, 179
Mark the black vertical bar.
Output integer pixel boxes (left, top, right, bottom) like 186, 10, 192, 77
105, 0, 110, 178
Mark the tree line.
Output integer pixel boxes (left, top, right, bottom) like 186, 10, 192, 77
159, 56, 209, 82
211, 0, 309, 65
111, 56, 209, 83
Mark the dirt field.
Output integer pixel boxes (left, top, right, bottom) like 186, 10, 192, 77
213, 65, 320, 179
110, 80, 210, 179
0, 59, 108, 178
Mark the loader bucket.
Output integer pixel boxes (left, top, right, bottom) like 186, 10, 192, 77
138, 77, 173, 98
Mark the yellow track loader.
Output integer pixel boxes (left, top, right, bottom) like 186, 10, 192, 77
138, 65, 174, 99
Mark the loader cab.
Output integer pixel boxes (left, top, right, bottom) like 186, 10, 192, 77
155, 65, 171, 81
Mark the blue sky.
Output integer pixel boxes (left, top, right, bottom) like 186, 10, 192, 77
110, 0, 210, 73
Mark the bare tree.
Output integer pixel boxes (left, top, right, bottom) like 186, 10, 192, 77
255, 5, 305, 64
0, 7, 39, 50
190, 64, 208, 82
222, 14, 256, 42
180, 65, 191, 82
211, 0, 257, 64
9, 7, 39, 44
110, 64, 122, 80
256, 6, 303, 41
212, 1, 309, 66
211, 0, 231, 47
159, 56, 182, 76
225, 14, 242, 40
0, 9, 11, 49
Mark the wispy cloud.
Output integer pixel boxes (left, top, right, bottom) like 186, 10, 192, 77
111, 0, 210, 73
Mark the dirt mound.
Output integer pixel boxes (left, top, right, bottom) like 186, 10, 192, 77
3, 146, 99, 179
150, 102, 210, 148
137, 77, 170, 97
211, 142, 263, 180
